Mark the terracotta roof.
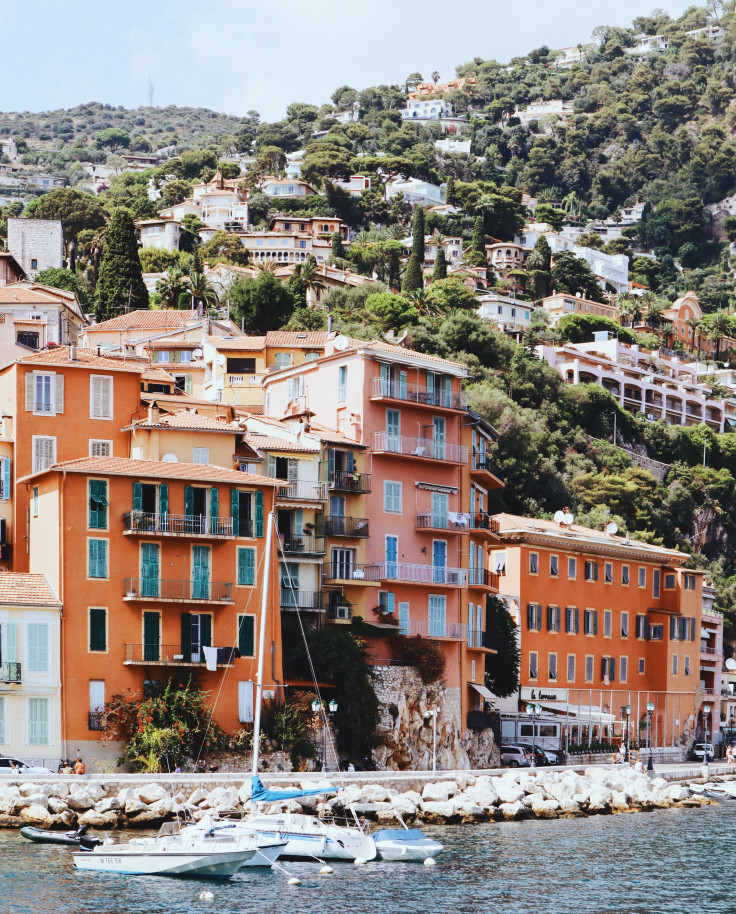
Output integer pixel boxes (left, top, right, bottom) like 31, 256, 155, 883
233, 404, 264, 416
0, 573, 60, 606
18, 347, 144, 372
86, 310, 199, 333
352, 338, 467, 369
492, 512, 685, 561
144, 340, 202, 350
142, 367, 177, 383
22, 456, 279, 486
209, 336, 266, 352
0, 285, 76, 307
141, 392, 233, 410
309, 422, 365, 448
265, 331, 329, 348
244, 434, 317, 454
129, 410, 243, 433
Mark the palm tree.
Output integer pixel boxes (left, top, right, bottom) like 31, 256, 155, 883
431, 71, 441, 84
300, 260, 327, 306
708, 312, 733, 361
684, 316, 702, 356
254, 259, 280, 274
189, 272, 219, 312
642, 296, 666, 330
156, 271, 191, 308
615, 295, 639, 328
407, 288, 441, 318
561, 191, 582, 216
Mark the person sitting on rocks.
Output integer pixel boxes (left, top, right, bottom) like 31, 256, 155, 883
61, 761, 73, 774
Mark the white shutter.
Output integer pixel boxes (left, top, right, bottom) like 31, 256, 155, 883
90, 377, 112, 419
5, 622, 16, 663
89, 680, 105, 713
28, 697, 49, 745
54, 373, 64, 414
0, 696, 5, 744
34, 437, 56, 473
287, 459, 298, 482
27, 623, 49, 672
25, 373, 34, 411
238, 681, 254, 723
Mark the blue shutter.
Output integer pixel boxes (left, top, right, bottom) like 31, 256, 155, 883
238, 615, 255, 656
1, 458, 9, 501
231, 489, 240, 535
209, 487, 219, 534
159, 484, 168, 517
254, 491, 264, 537
133, 482, 143, 512
184, 486, 194, 517
238, 548, 255, 586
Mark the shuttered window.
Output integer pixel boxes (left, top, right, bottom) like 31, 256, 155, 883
28, 697, 49, 745
383, 481, 401, 513
90, 375, 113, 419
237, 615, 255, 657
88, 539, 108, 578
0, 697, 5, 744
428, 595, 446, 637
254, 491, 264, 537
27, 623, 49, 672
89, 608, 107, 652
193, 447, 209, 464
32, 436, 56, 474
26, 372, 62, 414
0, 457, 10, 501
237, 547, 256, 586
88, 479, 108, 529
89, 439, 112, 457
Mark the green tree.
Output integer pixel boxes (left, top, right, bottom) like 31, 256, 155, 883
551, 251, 604, 301
484, 596, 520, 698
300, 142, 352, 189
424, 277, 477, 312
411, 207, 426, 263
199, 231, 250, 267
189, 272, 219, 311
365, 291, 419, 330
24, 188, 107, 245
470, 215, 487, 266
34, 267, 84, 302
432, 246, 447, 280
331, 231, 345, 259
157, 271, 191, 308
401, 252, 423, 293
94, 127, 131, 151
95, 209, 149, 320
229, 272, 295, 332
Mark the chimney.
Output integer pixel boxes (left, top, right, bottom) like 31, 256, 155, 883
69, 345, 77, 361
148, 402, 159, 424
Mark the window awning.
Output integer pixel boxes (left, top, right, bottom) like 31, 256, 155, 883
469, 682, 494, 700
537, 700, 615, 723
416, 482, 458, 493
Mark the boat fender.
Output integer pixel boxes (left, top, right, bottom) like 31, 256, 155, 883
288, 877, 302, 886
423, 857, 437, 867
199, 890, 215, 901
320, 864, 334, 875
353, 856, 367, 866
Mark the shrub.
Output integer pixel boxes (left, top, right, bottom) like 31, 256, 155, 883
391, 635, 446, 684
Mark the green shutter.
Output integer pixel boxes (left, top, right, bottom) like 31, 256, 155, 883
133, 482, 143, 512
180, 613, 192, 658
141, 543, 159, 597
200, 614, 212, 662
254, 491, 264, 538
89, 608, 106, 652
184, 486, 194, 517
192, 546, 210, 599
238, 615, 255, 657
89, 480, 108, 529
89, 539, 107, 578
231, 489, 240, 536
238, 547, 255, 585
209, 487, 219, 534
159, 484, 168, 517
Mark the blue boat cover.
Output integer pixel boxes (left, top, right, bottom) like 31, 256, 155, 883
250, 775, 334, 802
373, 829, 429, 841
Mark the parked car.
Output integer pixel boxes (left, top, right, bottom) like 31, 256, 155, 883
0, 757, 53, 775
518, 744, 560, 766
516, 743, 549, 767
692, 742, 715, 760
500, 745, 531, 768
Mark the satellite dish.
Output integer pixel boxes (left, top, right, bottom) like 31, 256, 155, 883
192, 348, 203, 359
553, 510, 564, 523
333, 335, 349, 351
606, 522, 618, 535
563, 513, 574, 525
726, 658, 736, 671
217, 353, 227, 366
161, 453, 178, 463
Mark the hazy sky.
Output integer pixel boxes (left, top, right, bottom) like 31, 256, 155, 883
2, 0, 699, 121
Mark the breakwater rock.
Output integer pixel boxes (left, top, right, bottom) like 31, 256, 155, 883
0, 766, 714, 830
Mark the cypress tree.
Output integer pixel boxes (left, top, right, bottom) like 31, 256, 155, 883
402, 252, 423, 293
95, 209, 149, 321
411, 207, 426, 263
331, 231, 345, 260
445, 175, 456, 206
471, 215, 486, 260
432, 247, 447, 281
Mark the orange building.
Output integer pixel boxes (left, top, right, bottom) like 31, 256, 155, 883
24, 456, 281, 762
491, 513, 705, 750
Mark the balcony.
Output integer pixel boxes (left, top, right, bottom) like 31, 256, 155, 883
320, 516, 369, 538
280, 590, 324, 611
328, 471, 372, 494
124, 644, 237, 666
470, 455, 504, 482
0, 662, 21, 683
371, 377, 467, 410
404, 619, 467, 639
382, 563, 467, 586
327, 591, 352, 621
416, 513, 469, 533
123, 578, 234, 604
276, 481, 327, 502
373, 432, 467, 463
279, 533, 326, 556
467, 568, 500, 590
123, 512, 236, 539
88, 711, 105, 731
470, 513, 500, 535
323, 562, 382, 584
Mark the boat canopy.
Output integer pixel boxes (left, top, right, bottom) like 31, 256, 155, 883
250, 775, 334, 803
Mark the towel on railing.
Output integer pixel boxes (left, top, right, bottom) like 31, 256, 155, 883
448, 512, 469, 528
203, 646, 219, 671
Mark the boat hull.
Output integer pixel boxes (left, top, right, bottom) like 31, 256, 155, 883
375, 839, 444, 861
72, 848, 254, 878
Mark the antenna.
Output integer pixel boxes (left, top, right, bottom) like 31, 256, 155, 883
606, 522, 618, 535
148, 77, 154, 108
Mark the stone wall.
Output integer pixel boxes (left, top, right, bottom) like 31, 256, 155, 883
372, 666, 498, 771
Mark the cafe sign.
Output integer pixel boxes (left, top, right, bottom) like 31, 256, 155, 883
521, 687, 568, 703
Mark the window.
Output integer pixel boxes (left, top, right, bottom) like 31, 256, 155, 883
684, 656, 691, 676
529, 651, 538, 680
0, 696, 5, 744
583, 609, 598, 635
550, 555, 558, 577
684, 573, 697, 590
337, 366, 347, 403
638, 567, 646, 588
635, 614, 646, 639
567, 654, 575, 682
88, 538, 108, 578
619, 657, 628, 682
602, 656, 615, 683
584, 560, 598, 582
274, 352, 290, 370
653, 569, 660, 598
286, 376, 304, 400
665, 573, 676, 589
526, 603, 542, 631
383, 481, 402, 513
548, 653, 557, 681
32, 486, 39, 517
90, 375, 113, 419
568, 557, 577, 580
621, 612, 629, 638
650, 624, 663, 640
32, 436, 56, 473
492, 551, 506, 574
604, 609, 612, 637
28, 697, 49, 745
31, 259, 38, 270
89, 608, 107, 652
237, 614, 255, 657
88, 479, 108, 529
192, 447, 209, 465
237, 547, 256, 586
89, 439, 112, 457
27, 623, 49, 671
585, 655, 594, 683
622, 565, 630, 585
428, 595, 446, 637
398, 602, 410, 636
547, 605, 561, 632
529, 552, 539, 574
604, 562, 613, 583
672, 655, 678, 676
26, 371, 62, 415
639, 658, 645, 674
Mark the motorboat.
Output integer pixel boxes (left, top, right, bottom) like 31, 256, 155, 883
175, 817, 287, 868
372, 827, 444, 862
245, 812, 376, 862
21, 824, 102, 848
72, 821, 268, 878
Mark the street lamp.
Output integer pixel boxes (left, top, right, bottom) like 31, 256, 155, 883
703, 705, 711, 780
646, 701, 655, 772
424, 708, 439, 774
526, 703, 542, 770
625, 704, 631, 763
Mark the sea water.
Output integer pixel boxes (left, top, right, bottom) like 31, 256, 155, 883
1, 802, 733, 914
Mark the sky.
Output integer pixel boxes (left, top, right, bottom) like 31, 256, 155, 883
1, 0, 700, 121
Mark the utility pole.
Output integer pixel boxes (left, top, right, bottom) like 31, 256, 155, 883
148, 77, 154, 108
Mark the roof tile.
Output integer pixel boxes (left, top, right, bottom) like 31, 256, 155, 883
23, 456, 279, 486
86, 309, 199, 333
0, 573, 60, 606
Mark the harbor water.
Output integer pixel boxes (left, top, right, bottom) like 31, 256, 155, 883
1, 801, 733, 914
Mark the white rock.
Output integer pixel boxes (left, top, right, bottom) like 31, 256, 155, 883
666, 785, 689, 802
46, 782, 70, 799
18, 783, 42, 798
587, 787, 611, 811
529, 796, 559, 818
398, 790, 423, 807
495, 779, 525, 805
117, 787, 139, 803
420, 800, 455, 819
337, 785, 363, 806
67, 792, 95, 811
188, 788, 209, 806
0, 785, 20, 801
497, 800, 525, 820
25, 794, 49, 808
238, 782, 252, 804
611, 791, 630, 812
85, 783, 105, 802
422, 780, 458, 802
78, 809, 119, 828
138, 783, 168, 804
150, 797, 178, 816
95, 797, 121, 814
201, 786, 238, 810
391, 795, 418, 816
48, 797, 68, 815
19, 804, 53, 828
124, 799, 148, 816
361, 784, 391, 803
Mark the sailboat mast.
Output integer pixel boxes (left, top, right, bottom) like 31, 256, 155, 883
251, 509, 275, 777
